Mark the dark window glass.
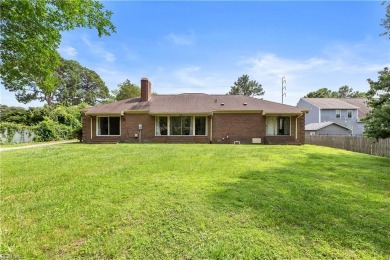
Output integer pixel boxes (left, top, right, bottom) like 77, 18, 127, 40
157, 117, 168, 135
98, 117, 120, 135
277, 116, 290, 135
195, 117, 206, 135
182, 116, 192, 135
109, 117, 120, 135
98, 117, 109, 135
347, 110, 352, 118
170, 116, 182, 135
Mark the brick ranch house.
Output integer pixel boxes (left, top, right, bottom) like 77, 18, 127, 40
81, 78, 307, 144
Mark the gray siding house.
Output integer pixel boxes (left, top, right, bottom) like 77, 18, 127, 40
305, 122, 352, 136
297, 98, 370, 136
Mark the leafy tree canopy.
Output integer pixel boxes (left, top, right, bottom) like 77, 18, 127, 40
55, 58, 109, 106
364, 67, 390, 140
0, 0, 115, 105
227, 74, 265, 97
381, 1, 390, 38
112, 79, 141, 101
0, 105, 28, 124
304, 86, 367, 98
3, 58, 110, 106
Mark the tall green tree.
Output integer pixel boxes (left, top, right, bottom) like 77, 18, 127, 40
0, 0, 115, 105
227, 74, 264, 97
336, 85, 367, 98
304, 86, 367, 98
0, 105, 28, 124
55, 58, 109, 106
112, 79, 141, 101
381, 1, 390, 38
364, 67, 390, 140
304, 88, 335, 98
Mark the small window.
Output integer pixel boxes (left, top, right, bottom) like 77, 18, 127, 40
97, 116, 120, 136
336, 110, 341, 118
347, 110, 352, 118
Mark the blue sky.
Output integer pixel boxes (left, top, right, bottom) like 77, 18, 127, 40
1, 1, 389, 107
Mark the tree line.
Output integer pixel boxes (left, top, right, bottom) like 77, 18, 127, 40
0, 0, 389, 140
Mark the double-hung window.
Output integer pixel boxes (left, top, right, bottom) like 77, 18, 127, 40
97, 116, 120, 136
155, 116, 207, 136
347, 110, 352, 118
336, 110, 341, 118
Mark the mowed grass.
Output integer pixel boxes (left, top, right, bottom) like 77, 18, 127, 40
1, 144, 389, 259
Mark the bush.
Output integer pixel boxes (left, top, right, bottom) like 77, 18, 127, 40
1, 104, 85, 143
33, 118, 73, 142
72, 127, 82, 142
49, 105, 82, 129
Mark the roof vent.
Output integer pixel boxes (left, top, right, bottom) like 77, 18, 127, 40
243, 103, 247, 106
220, 103, 225, 106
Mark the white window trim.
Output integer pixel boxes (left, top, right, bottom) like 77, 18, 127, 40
96, 116, 121, 136
336, 110, 341, 118
155, 115, 208, 136
347, 110, 353, 118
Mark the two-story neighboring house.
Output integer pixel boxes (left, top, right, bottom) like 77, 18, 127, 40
297, 98, 370, 136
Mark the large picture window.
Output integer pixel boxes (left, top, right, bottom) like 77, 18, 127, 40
266, 116, 290, 136
155, 116, 207, 136
97, 116, 120, 136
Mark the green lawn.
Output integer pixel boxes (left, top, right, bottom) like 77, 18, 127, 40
1, 144, 389, 259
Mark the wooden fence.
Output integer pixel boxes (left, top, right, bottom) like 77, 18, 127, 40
305, 136, 390, 157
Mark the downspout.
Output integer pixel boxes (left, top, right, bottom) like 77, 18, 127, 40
319, 108, 321, 123
296, 113, 303, 140
210, 115, 213, 143
90, 116, 93, 140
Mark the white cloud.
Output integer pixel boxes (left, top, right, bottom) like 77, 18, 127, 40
81, 36, 116, 63
174, 66, 204, 86
150, 65, 230, 94
58, 45, 78, 58
237, 40, 389, 105
166, 32, 195, 46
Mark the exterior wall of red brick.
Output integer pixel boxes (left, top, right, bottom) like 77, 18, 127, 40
211, 113, 264, 144
82, 112, 305, 144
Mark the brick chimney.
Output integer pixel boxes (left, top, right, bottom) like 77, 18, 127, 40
140, 77, 151, 102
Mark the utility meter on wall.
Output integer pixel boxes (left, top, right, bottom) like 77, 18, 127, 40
138, 124, 143, 130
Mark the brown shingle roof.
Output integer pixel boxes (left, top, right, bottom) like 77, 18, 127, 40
84, 94, 305, 115
83, 97, 151, 115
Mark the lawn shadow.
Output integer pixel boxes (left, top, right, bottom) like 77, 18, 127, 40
208, 152, 390, 257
